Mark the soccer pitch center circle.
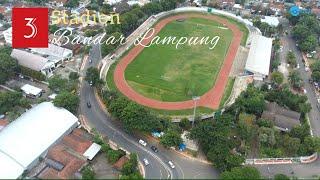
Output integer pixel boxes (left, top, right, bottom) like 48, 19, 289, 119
113, 13, 242, 110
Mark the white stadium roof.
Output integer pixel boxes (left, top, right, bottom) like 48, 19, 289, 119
0, 102, 78, 179
245, 35, 273, 77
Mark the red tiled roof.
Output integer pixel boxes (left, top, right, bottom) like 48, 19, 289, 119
113, 156, 129, 170
44, 144, 86, 179
0, 7, 5, 14
62, 129, 92, 154
0, 119, 8, 130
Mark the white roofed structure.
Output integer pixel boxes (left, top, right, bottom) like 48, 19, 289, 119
11, 49, 55, 76
245, 35, 273, 80
83, 143, 101, 160
31, 43, 73, 61
21, 84, 42, 98
261, 16, 279, 27
0, 102, 78, 179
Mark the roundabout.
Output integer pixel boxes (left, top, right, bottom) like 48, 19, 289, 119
113, 13, 243, 110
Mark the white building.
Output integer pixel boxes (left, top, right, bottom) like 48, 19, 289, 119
261, 16, 280, 27
30, 43, 73, 66
0, 102, 79, 179
20, 84, 43, 98
245, 35, 273, 81
11, 49, 55, 77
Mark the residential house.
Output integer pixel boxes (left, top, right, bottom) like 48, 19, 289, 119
261, 102, 301, 132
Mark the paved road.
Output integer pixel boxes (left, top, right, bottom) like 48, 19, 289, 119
284, 35, 320, 136
255, 34, 320, 178
79, 43, 219, 179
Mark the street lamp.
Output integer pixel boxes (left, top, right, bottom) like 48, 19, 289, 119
192, 96, 200, 128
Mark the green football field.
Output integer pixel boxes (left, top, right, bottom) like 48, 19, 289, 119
124, 17, 233, 102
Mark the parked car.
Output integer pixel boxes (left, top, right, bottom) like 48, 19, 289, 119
139, 139, 147, 146
143, 158, 149, 166
0, 114, 5, 119
87, 102, 91, 108
151, 146, 158, 153
168, 161, 175, 169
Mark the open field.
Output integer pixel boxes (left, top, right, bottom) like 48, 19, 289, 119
125, 17, 233, 102
110, 13, 243, 110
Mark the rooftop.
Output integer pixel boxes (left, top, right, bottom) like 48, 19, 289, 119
0, 102, 78, 179
262, 102, 301, 131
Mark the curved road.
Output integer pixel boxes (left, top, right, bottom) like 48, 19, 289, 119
79, 43, 219, 179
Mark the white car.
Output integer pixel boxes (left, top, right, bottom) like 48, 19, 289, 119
296, 64, 300, 69
303, 88, 307, 94
305, 67, 310, 72
139, 139, 147, 146
168, 161, 175, 169
143, 158, 149, 166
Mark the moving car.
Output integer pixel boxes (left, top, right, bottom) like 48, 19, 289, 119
151, 146, 158, 153
168, 161, 175, 169
87, 102, 91, 108
139, 139, 147, 146
143, 158, 149, 166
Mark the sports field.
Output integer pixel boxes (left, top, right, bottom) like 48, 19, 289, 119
124, 17, 233, 102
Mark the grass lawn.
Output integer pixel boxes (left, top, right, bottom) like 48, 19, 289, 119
219, 77, 235, 108
125, 17, 233, 102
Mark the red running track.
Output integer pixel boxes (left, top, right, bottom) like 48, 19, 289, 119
114, 14, 242, 110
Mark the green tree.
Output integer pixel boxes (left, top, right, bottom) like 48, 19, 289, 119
282, 135, 301, 156
233, 85, 265, 116
122, 153, 139, 176
65, 0, 79, 8
271, 71, 284, 85
179, 118, 191, 130
0, 91, 23, 114
311, 61, 320, 72
160, 129, 183, 148
82, 166, 95, 180
0, 53, 18, 84
300, 35, 317, 52
53, 91, 80, 114
311, 71, 320, 82
220, 166, 261, 179
48, 75, 69, 92
85, 67, 102, 86
288, 70, 303, 89
286, 51, 297, 67
274, 174, 290, 180
69, 72, 79, 81
49, 24, 59, 34
119, 102, 161, 132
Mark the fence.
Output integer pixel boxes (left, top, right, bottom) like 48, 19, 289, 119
245, 153, 318, 165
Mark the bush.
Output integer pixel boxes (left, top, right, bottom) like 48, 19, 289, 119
106, 149, 126, 164
81, 166, 95, 180
19, 66, 46, 81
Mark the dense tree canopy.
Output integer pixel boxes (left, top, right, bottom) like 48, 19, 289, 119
292, 14, 320, 52
271, 71, 284, 85
220, 166, 261, 179
288, 70, 303, 89
0, 53, 18, 84
85, 67, 102, 86
53, 91, 80, 114
189, 114, 244, 171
